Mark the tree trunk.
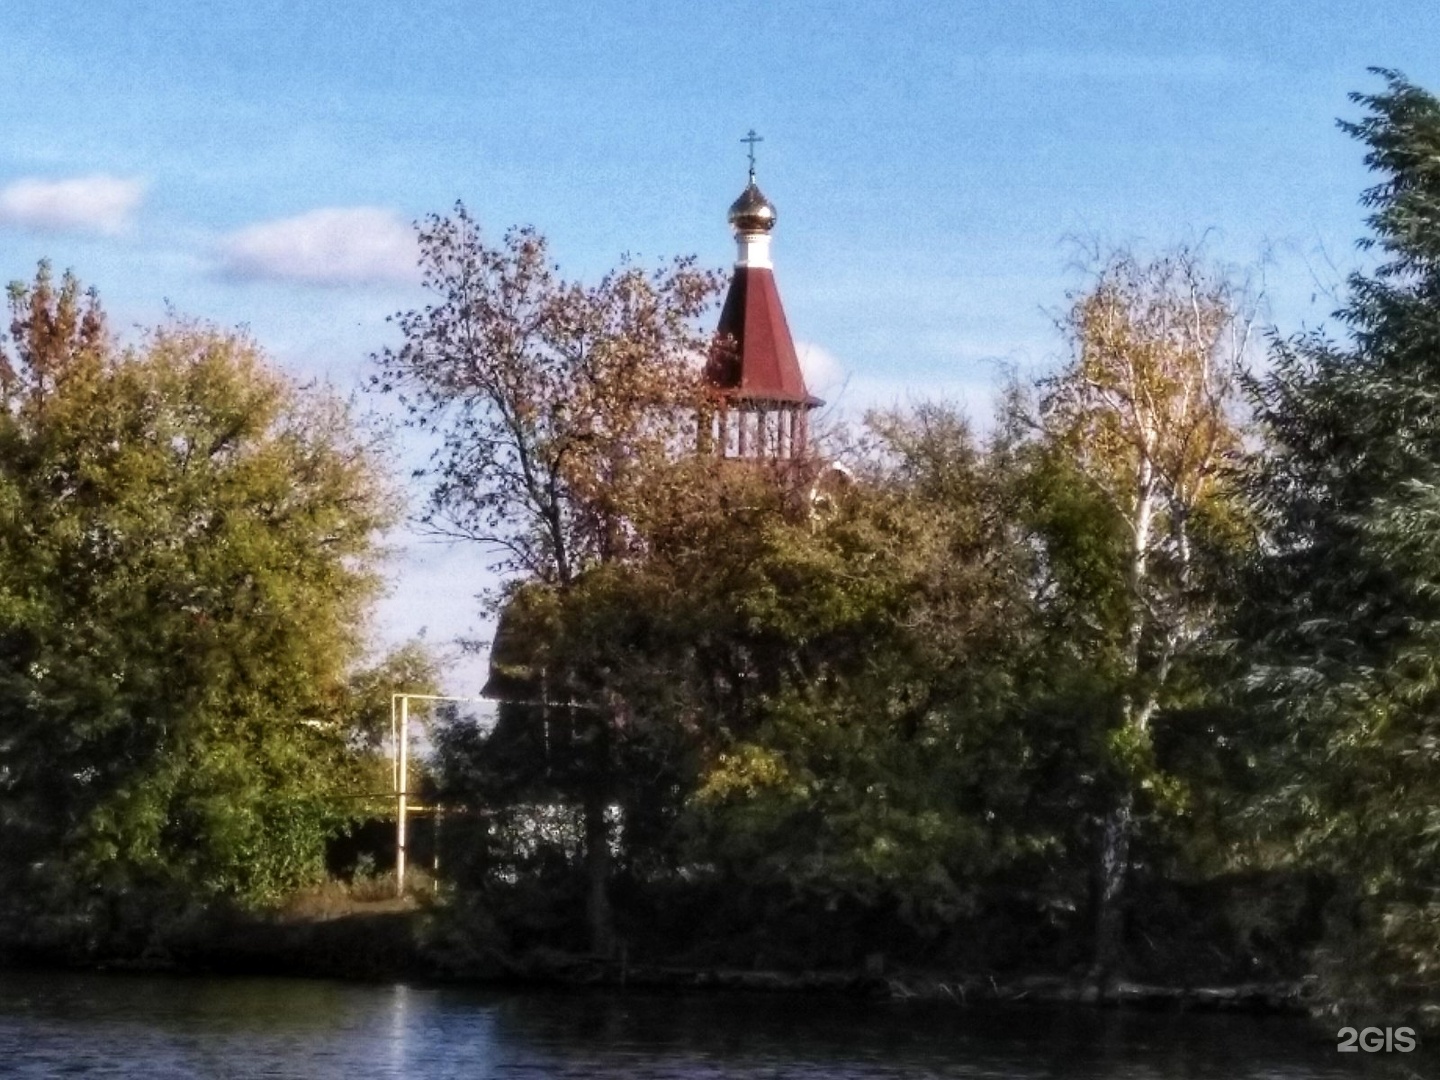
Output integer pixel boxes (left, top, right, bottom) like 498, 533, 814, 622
582, 785, 613, 956
1092, 789, 1134, 977
1090, 459, 1157, 977
581, 702, 615, 957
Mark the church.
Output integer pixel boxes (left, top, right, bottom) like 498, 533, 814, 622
700, 137, 823, 463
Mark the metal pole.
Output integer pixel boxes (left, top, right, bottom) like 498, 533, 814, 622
432, 807, 442, 876
397, 694, 409, 898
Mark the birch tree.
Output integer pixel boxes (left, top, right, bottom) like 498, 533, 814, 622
1037, 247, 1256, 972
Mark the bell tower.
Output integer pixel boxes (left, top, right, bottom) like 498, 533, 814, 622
702, 131, 821, 460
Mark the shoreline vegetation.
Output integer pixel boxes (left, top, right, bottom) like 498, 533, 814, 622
0, 870, 1387, 1026
0, 901, 1324, 1017
7, 72, 1440, 1040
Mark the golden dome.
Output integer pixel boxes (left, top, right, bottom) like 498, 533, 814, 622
728, 177, 776, 234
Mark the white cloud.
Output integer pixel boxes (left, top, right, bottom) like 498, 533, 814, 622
0, 175, 147, 235
797, 340, 845, 396
218, 206, 418, 286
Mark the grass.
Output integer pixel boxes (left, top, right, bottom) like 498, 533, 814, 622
274, 866, 439, 923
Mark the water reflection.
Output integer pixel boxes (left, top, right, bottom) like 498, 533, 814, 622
0, 969, 1395, 1078
388, 982, 409, 1075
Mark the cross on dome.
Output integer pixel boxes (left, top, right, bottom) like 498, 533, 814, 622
728, 130, 777, 237
741, 129, 764, 177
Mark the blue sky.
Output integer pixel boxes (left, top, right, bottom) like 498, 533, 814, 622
3, 1, 1438, 693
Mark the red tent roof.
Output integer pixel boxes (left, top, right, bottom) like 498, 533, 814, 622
706, 266, 821, 407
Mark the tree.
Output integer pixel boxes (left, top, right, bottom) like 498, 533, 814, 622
0, 266, 400, 937
373, 205, 725, 585
1030, 246, 1256, 972
1240, 72, 1440, 1004
616, 408, 1051, 963
372, 206, 725, 953
671, 409, 1044, 960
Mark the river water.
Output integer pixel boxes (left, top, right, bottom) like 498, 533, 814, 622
0, 969, 1408, 1078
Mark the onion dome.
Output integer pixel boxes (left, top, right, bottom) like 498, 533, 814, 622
728, 177, 777, 234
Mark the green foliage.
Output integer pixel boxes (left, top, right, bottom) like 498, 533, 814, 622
1239, 71, 1440, 1003
0, 266, 401, 927
439, 389, 1257, 967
